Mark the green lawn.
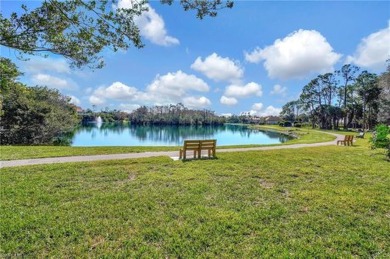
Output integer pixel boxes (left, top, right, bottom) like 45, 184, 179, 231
0, 145, 178, 161
1, 137, 389, 257
0, 127, 337, 160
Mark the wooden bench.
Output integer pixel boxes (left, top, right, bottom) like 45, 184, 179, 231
200, 139, 216, 158
337, 135, 354, 146
179, 139, 217, 159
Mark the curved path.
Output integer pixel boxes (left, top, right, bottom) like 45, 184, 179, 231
0, 132, 345, 168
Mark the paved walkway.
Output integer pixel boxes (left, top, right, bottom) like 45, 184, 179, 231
0, 132, 344, 168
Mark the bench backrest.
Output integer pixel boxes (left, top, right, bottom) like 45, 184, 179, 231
182, 139, 216, 149
183, 140, 201, 150
200, 139, 216, 149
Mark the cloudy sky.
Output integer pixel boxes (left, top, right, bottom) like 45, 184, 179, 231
1, 1, 389, 116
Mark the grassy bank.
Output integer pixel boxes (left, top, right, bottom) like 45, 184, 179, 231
0, 146, 178, 161
0, 127, 337, 160
252, 125, 338, 144
1, 138, 389, 257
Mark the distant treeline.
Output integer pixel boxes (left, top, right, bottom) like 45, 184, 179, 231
280, 64, 390, 130
80, 103, 226, 126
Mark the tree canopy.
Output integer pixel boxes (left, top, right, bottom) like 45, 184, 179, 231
0, 58, 79, 145
0, 0, 233, 69
280, 64, 387, 130
377, 64, 390, 124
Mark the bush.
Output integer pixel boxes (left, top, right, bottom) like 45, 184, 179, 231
1, 84, 79, 145
370, 124, 390, 160
294, 123, 302, 128
279, 121, 292, 127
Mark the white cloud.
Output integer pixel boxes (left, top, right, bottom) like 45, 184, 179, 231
270, 84, 287, 96
347, 24, 390, 71
89, 95, 105, 105
119, 103, 141, 113
116, 1, 179, 46
24, 57, 71, 74
88, 71, 210, 109
220, 96, 238, 106
89, 82, 140, 105
262, 106, 282, 116
103, 82, 138, 99
245, 29, 341, 80
245, 104, 281, 117
31, 73, 77, 90
224, 82, 262, 98
251, 103, 264, 111
68, 95, 81, 106
183, 96, 211, 109
146, 70, 209, 103
191, 53, 244, 83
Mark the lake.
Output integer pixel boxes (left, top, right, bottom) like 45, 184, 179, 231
71, 123, 292, 146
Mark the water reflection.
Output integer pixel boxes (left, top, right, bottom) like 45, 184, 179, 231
71, 123, 292, 146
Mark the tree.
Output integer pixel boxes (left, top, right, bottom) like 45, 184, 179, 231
337, 64, 360, 128
280, 100, 301, 122
355, 71, 379, 130
0, 59, 79, 144
0, 0, 233, 69
1, 84, 79, 144
0, 57, 22, 91
318, 73, 338, 106
1, 58, 23, 117
377, 65, 390, 124
300, 77, 325, 128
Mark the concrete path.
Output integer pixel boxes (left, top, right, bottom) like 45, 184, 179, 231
0, 132, 344, 168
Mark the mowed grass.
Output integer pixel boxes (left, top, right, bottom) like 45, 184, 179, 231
0, 145, 178, 161
1, 139, 389, 257
0, 127, 336, 160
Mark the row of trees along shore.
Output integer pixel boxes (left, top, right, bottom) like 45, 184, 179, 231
280, 64, 390, 130
81, 103, 225, 126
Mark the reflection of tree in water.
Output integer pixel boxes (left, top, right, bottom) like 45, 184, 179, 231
76, 122, 130, 135
74, 123, 293, 145
257, 130, 293, 143
129, 125, 228, 145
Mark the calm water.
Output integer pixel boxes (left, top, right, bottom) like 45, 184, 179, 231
71, 123, 292, 146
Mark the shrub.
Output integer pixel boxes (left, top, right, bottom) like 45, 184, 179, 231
370, 124, 390, 160
294, 123, 302, 128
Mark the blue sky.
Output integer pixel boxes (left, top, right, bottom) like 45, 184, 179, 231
1, 1, 389, 116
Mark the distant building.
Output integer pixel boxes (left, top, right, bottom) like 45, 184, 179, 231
264, 116, 280, 125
